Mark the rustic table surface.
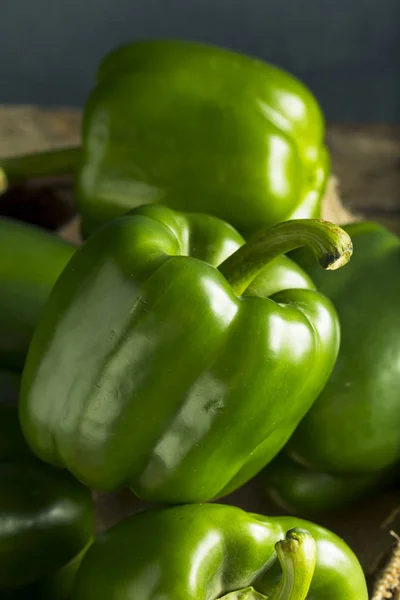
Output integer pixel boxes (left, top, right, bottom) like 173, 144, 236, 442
1, 106, 399, 598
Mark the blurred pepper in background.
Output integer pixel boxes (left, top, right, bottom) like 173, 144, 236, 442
0, 39, 330, 239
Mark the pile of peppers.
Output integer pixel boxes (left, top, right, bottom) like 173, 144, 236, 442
1, 38, 397, 599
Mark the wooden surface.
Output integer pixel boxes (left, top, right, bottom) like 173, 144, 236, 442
0, 106, 81, 154
1, 106, 399, 597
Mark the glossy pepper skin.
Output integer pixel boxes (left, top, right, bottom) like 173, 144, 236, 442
20, 205, 351, 503
261, 453, 397, 515
0, 218, 74, 371
262, 221, 400, 512
75, 39, 329, 236
0, 404, 94, 595
0, 41, 329, 236
72, 503, 368, 600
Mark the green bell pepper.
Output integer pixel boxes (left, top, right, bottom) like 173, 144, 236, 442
0, 218, 74, 371
0, 404, 94, 594
262, 221, 400, 512
260, 453, 397, 514
72, 503, 368, 600
0, 40, 329, 237
20, 205, 351, 503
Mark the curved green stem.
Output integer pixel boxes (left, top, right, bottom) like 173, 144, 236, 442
0, 147, 81, 192
218, 219, 353, 296
269, 528, 317, 600
219, 529, 316, 600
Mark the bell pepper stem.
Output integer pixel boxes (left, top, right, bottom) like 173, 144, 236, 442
269, 528, 317, 600
218, 219, 353, 295
219, 529, 316, 600
0, 147, 80, 192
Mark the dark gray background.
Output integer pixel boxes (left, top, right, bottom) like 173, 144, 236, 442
2, 0, 399, 121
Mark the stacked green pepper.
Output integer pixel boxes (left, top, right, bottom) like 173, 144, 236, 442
262, 221, 400, 513
0, 217, 74, 371
0, 220, 92, 597
0, 39, 329, 238
72, 504, 368, 600
19, 207, 351, 503
0, 386, 94, 598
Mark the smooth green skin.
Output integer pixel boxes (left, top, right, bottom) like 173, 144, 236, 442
261, 454, 397, 515
77, 39, 329, 237
72, 503, 368, 600
0, 406, 94, 592
0, 218, 74, 371
20, 205, 339, 503
0, 372, 92, 600
261, 222, 400, 513
286, 221, 400, 475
